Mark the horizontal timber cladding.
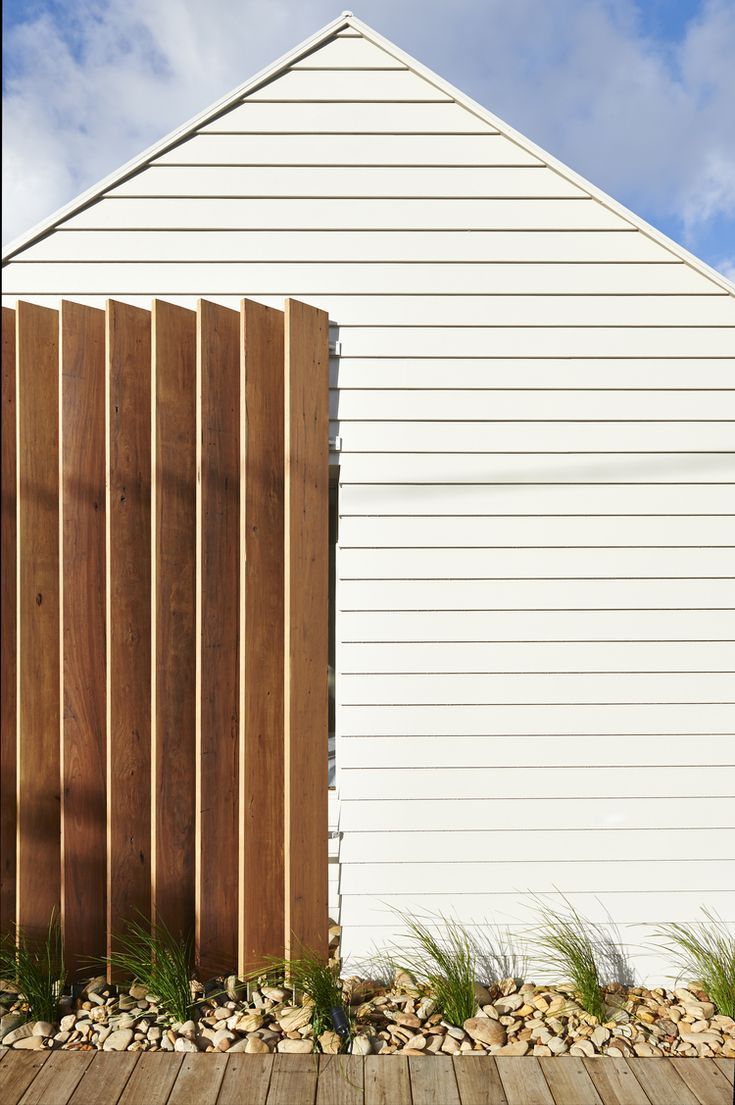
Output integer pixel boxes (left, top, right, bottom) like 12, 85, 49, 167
1, 298, 330, 973
107, 166, 585, 198
153, 133, 543, 166
3, 23, 735, 981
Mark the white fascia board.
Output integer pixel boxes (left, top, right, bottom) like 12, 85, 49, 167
1, 13, 352, 261
347, 14, 735, 296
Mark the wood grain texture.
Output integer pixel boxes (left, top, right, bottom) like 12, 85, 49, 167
168, 1054, 227, 1105
409, 1055, 461, 1105
284, 299, 329, 961
316, 1055, 363, 1105
17, 1051, 93, 1105
151, 300, 196, 939
266, 1053, 318, 1105
60, 301, 107, 976
0, 1050, 48, 1105
364, 1057, 410, 1105
538, 1057, 602, 1105
117, 1052, 183, 1105
217, 1054, 273, 1105
454, 1056, 508, 1105
670, 1058, 732, 1105
496, 1058, 555, 1105
582, 1059, 649, 1105
714, 1058, 735, 1085
628, 1057, 700, 1105
16, 301, 60, 936
239, 299, 285, 973
1, 307, 17, 934
106, 301, 152, 952
196, 300, 240, 975
68, 1053, 137, 1105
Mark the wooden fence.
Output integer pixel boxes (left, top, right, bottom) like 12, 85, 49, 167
0, 297, 329, 978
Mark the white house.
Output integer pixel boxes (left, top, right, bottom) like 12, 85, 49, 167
3, 12, 734, 981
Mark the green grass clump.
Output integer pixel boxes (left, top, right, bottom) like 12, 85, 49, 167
654, 908, 735, 1018
249, 949, 348, 1044
391, 911, 477, 1027
528, 896, 606, 1021
0, 913, 65, 1024
107, 916, 194, 1023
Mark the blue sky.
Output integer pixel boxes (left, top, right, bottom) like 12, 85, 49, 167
3, 0, 734, 279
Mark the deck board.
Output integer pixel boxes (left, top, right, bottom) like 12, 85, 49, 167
118, 1052, 184, 1105
538, 1056, 603, 1105
67, 1052, 137, 1105
266, 1053, 318, 1105
454, 1055, 508, 1105
217, 1053, 273, 1104
0, 1051, 733, 1105
582, 1057, 650, 1105
17, 1051, 93, 1105
628, 1057, 701, 1105
714, 1058, 734, 1085
0, 1051, 49, 1104
496, 1057, 555, 1105
671, 1058, 733, 1105
316, 1054, 364, 1105
409, 1054, 461, 1105
364, 1055, 410, 1105
168, 1053, 228, 1105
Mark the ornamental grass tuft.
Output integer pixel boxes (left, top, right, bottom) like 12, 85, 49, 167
390, 910, 477, 1027
246, 948, 350, 1045
0, 912, 65, 1024
106, 915, 194, 1023
654, 907, 735, 1018
528, 895, 606, 1021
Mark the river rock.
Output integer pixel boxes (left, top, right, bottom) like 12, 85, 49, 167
278, 1039, 314, 1053
0, 1014, 27, 1043
278, 1006, 312, 1032
3, 1024, 34, 1047
463, 1018, 507, 1047
104, 1029, 133, 1051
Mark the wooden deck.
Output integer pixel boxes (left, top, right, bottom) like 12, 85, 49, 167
0, 1051, 732, 1105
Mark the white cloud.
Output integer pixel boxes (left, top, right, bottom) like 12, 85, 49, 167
3, 0, 735, 271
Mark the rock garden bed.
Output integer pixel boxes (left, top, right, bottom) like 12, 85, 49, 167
1, 920, 734, 1060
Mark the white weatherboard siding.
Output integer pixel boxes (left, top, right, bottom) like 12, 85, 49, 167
3, 15, 734, 980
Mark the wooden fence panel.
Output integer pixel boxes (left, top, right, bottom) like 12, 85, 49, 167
196, 300, 240, 974
106, 301, 152, 951
151, 300, 197, 940
284, 299, 330, 961
16, 302, 61, 936
239, 300, 285, 973
60, 301, 107, 976
3, 295, 328, 970
1, 308, 17, 934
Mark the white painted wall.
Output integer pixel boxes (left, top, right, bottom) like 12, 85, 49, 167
4, 20, 734, 982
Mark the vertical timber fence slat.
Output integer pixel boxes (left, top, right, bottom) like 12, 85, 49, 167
284, 299, 330, 963
16, 302, 61, 938
106, 301, 152, 955
240, 300, 285, 975
2, 296, 328, 973
196, 300, 241, 976
60, 301, 107, 976
1, 307, 17, 934
151, 300, 197, 942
